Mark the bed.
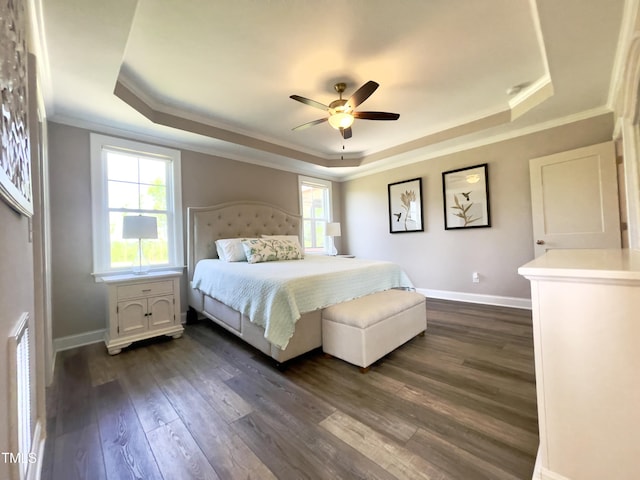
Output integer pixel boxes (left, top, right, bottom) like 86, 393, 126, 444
187, 201, 413, 363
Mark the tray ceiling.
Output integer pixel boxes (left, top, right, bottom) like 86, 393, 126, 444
33, 0, 626, 179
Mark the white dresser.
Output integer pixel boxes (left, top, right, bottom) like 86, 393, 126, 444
101, 270, 184, 355
519, 249, 640, 480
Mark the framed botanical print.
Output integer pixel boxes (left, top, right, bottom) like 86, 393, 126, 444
442, 164, 490, 230
388, 177, 424, 233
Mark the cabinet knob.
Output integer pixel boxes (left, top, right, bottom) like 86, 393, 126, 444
536, 240, 545, 245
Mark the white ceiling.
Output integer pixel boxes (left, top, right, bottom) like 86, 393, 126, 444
32, 0, 626, 180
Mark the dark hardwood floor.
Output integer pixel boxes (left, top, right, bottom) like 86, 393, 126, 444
42, 299, 538, 480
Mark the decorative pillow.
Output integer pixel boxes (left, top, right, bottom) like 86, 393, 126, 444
242, 238, 304, 264
215, 238, 257, 262
261, 235, 303, 255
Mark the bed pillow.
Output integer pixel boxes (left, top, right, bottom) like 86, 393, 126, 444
242, 238, 304, 264
215, 238, 257, 262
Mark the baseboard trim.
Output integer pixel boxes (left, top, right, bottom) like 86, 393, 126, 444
53, 310, 188, 353
532, 447, 542, 480
419, 288, 532, 310
53, 329, 105, 353
531, 447, 570, 480
538, 467, 571, 480
51, 295, 529, 355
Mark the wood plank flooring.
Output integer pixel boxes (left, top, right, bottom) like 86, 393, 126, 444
42, 299, 538, 480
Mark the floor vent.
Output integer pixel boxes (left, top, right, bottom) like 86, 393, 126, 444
8, 312, 32, 479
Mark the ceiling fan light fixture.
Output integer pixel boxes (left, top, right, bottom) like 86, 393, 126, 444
290, 80, 398, 137
328, 111, 354, 130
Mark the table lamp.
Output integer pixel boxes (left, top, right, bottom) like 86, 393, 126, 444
123, 215, 158, 274
326, 222, 341, 256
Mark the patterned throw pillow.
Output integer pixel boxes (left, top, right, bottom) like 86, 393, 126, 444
241, 238, 304, 264
261, 235, 303, 253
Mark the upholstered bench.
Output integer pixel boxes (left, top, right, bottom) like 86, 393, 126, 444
322, 289, 427, 372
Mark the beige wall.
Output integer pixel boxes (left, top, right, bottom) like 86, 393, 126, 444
0, 204, 35, 479
341, 113, 614, 301
0, 52, 40, 479
49, 123, 99, 339
48, 113, 612, 340
48, 122, 341, 340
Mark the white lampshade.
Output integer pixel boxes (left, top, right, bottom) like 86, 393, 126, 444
123, 215, 158, 239
326, 222, 341, 237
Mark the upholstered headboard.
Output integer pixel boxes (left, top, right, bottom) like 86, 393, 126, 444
187, 201, 302, 281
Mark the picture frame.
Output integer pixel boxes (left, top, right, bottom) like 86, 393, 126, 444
388, 177, 424, 233
442, 163, 490, 230
0, 0, 33, 217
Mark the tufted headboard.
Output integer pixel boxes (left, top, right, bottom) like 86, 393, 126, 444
187, 201, 303, 281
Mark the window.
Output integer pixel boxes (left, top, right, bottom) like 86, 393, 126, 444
90, 134, 183, 275
299, 176, 332, 254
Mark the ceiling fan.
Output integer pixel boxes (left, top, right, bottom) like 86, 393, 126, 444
290, 80, 400, 139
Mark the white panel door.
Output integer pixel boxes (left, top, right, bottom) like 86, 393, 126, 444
530, 142, 621, 257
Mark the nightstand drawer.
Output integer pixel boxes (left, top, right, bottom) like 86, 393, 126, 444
117, 280, 174, 300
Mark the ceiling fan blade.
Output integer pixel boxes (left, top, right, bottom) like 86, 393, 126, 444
290, 95, 329, 111
292, 117, 328, 131
353, 111, 400, 120
340, 126, 353, 139
346, 81, 379, 109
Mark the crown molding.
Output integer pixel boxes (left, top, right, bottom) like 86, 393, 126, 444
339, 106, 613, 181
113, 79, 360, 168
49, 113, 347, 182
608, 0, 640, 110
509, 75, 554, 120
50, 103, 612, 184
115, 46, 555, 172
26, 0, 54, 114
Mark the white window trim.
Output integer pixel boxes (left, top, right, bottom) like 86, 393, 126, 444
298, 175, 333, 254
90, 133, 184, 277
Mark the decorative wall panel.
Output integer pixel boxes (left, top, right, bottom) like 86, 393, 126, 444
0, 0, 32, 216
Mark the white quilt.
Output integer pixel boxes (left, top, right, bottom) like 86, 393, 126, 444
191, 255, 413, 349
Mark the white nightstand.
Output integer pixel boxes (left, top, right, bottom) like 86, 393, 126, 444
100, 270, 184, 355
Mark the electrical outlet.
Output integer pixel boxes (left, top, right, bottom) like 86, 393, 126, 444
472, 272, 480, 283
